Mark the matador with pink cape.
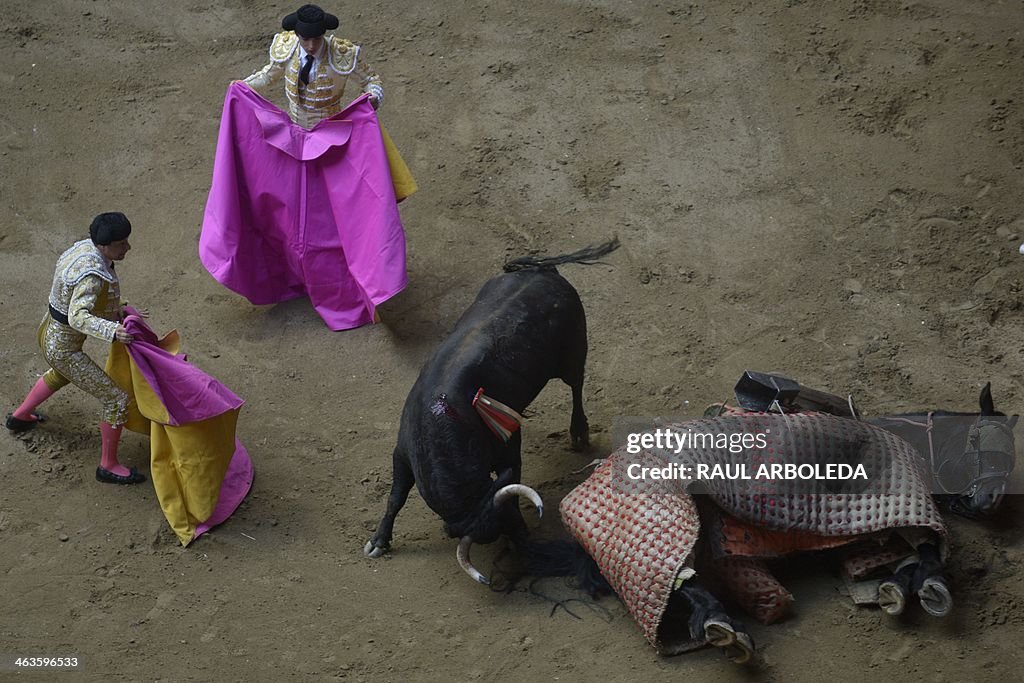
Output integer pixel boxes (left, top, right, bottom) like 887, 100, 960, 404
200, 5, 414, 330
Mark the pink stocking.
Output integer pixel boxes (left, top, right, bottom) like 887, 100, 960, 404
99, 422, 129, 477
13, 377, 57, 421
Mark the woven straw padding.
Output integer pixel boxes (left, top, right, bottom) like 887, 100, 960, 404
560, 412, 947, 645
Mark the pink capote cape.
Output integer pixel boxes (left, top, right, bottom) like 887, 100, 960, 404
107, 313, 254, 545
200, 83, 407, 330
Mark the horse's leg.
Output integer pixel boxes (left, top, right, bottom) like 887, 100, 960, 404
877, 562, 916, 615
676, 578, 756, 664
877, 542, 951, 617
910, 542, 952, 617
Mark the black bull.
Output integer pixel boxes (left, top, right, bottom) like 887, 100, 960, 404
364, 239, 620, 581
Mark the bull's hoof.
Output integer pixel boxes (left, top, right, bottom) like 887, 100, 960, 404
704, 620, 755, 665
877, 580, 907, 616
363, 540, 390, 558
918, 577, 953, 617
570, 432, 590, 452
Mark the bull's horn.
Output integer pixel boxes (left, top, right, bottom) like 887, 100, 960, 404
457, 536, 490, 585
493, 484, 544, 518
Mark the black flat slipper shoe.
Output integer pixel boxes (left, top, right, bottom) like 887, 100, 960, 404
5, 413, 46, 432
95, 466, 147, 485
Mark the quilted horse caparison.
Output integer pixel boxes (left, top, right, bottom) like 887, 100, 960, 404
560, 412, 945, 653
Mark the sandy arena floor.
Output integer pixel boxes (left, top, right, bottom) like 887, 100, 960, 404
1, 0, 1023, 680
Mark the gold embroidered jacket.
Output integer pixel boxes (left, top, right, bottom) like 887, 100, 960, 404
47, 239, 121, 343
244, 31, 384, 129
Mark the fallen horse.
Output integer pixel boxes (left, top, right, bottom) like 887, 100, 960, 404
539, 379, 1016, 663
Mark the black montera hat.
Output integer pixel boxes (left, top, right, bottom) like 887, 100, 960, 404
89, 212, 132, 245
282, 4, 339, 38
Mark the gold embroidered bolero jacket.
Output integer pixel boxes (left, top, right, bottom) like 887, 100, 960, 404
47, 239, 121, 343
243, 31, 384, 129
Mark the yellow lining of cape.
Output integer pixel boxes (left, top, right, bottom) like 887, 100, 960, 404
105, 332, 239, 545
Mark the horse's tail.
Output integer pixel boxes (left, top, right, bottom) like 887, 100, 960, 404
503, 237, 620, 273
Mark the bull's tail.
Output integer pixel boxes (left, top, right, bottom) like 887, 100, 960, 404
520, 538, 614, 597
503, 237, 620, 273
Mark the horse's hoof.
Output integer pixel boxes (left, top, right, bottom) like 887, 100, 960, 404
878, 580, 907, 615
705, 621, 755, 664
703, 620, 737, 648
364, 540, 388, 558
918, 577, 953, 617
728, 632, 756, 665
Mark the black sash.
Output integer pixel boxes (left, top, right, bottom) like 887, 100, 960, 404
48, 304, 70, 326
